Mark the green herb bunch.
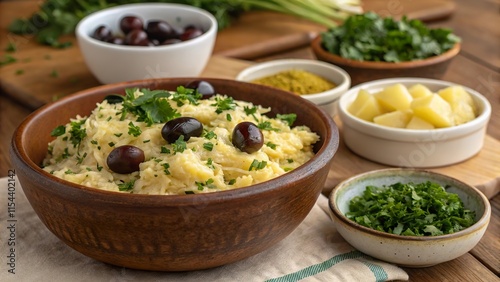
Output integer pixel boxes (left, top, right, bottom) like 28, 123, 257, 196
346, 181, 476, 236
321, 12, 461, 62
9, 0, 361, 48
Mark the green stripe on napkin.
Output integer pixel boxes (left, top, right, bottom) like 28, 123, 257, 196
265, 250, 388, 282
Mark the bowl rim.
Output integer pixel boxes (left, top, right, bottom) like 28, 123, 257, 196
311, 35, 461, 69
328, 168, 491, 241
235, 58, 351, 99
75, 2, 218, 52
338, 77, 492, 140
11, 78, 339, 206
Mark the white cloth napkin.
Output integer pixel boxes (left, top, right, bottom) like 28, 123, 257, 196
0, 177, 408, 281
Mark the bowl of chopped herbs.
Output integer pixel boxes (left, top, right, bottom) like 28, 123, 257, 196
311, 12, 461, 86
328, 168, 491, 268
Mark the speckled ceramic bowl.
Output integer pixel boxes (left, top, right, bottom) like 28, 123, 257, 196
328, 168, 491, 268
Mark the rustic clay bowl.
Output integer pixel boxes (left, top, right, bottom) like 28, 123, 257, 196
329, 168, 491, 267
10, 78, 339, 271
310, 35, 460, 86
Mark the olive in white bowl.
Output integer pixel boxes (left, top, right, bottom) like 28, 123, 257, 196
76, 3, 217, 84
338, 78, 491, 167
328, 168, 491, 268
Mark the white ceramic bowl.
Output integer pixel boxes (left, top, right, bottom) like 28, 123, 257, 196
338, 78, 491, 167
76, 3, 217, 84
328, 168, 491, 268
236, 59, 351, 117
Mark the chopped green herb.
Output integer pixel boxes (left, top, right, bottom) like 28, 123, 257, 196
196, 178, 215, 190
117, 180, 135, 192
204, 130, 217, 140
143, 139, 150, 143
277, 113, 297, 126
265, 142, 277, 149
258, 121, 279, 131
162, 163, 171, 175
287, 159, 294, 163
172, 136, 187, 154
206, 158, 215, 169
128, 122, 142, 137
76, 152, 87, 164
346, 181, 476, 236
226, 114, 232, 121
203, 142, 214, 151
228, 179, 236, 185
160, 146, 170, 154
96, 164, 103, 171
50, 125, 66, 137
114, 133, 123, 137
185, 191, 195, 195
121, 88, 179, 126
64, 169, 74, 174
244, 106, 258, 121
69, 119, 86, 148
171, 86, 201, 106
108, 142, 115, 147
212, 96, 236, 114
90, 140, 98, 145
321, 12, 461, 62
249, 159, 267, 171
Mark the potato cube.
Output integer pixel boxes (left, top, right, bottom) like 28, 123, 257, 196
406, 116, 435, 130
348, 89, 385, 121
373, 110, 413, 128
438, 86, 477, 125
374, 83, 413, 111
411, 94, 454, 127
408, 84, 433, 99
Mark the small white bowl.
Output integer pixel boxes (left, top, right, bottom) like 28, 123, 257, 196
338, 78, 491, 167
76, 3, 217, 84
328, 168, 491, 268
236, 59, 351, 117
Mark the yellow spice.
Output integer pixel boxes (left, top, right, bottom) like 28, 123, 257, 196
251, 69, 336, 95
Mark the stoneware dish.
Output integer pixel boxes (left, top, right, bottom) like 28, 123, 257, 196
338, 78, 491, 168
328, 168, 491, 268
310, 35, 460, 86
10, 78, 339, 271
76, 3, 217, 84
236, 59, 351, 117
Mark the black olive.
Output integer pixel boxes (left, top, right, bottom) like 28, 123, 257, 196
180, 26, 203, 41
107, 145, 145, 174
106, 36, 125, 45
125, 29, 150, 46
185, 80, 215, 98
146, 20, 177, 42
161, 117, 203, 143
92, 25, 113, 41
103, 94, 124, 104
119, 15, 144, 34
232, 122, 264, 153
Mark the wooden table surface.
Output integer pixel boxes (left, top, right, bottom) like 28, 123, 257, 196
0, 0, 499, 281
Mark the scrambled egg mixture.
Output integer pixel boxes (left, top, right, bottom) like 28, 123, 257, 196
43, 88, 320, 195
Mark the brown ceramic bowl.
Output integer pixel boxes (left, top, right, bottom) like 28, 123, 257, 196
310, 35, 460, 86
10, 78, 339, 271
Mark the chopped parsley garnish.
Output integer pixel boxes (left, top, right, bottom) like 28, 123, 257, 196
206, 158, 215, 169
128, 122, 142, 137
76, 152, 87, 164
321, 12, 461, 62
204, 130, 217, 140
244, 106, 258, 121
196, 178, 215, 190
120, 88, 179, 126
249, 159, 267, 171
50, 125, 66, 137
171, 86, 201, 106
226, 114, 232, 121
69, 119, 87, 148
114, 133, 123, 137
108, 142, 115, 147
160, 146, 170, 154
266, 142, 278, 149
346, 181, 476, 236
212, 96, 236, 114
162, 163, 171, 175
172, 136, 187, 154
117, 180, 135, 192
277, 113, 297, 126
228, 179, 236, 185
258, 121, 279, 131
203, 142, 214, 151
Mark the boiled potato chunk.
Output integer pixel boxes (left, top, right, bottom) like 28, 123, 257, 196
348, 89, 385, 121
406, 116, 435, 130
411, 94, 454, 128
373, 110, 413, 128
408, 84, 433, 99
437, 86, 477, 125
374, 83, 413, 111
